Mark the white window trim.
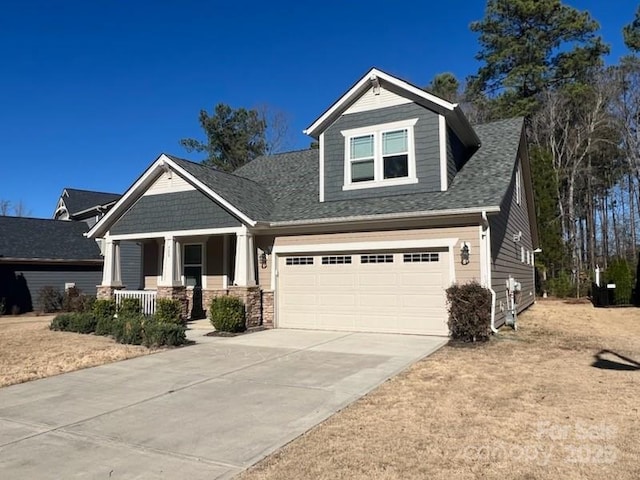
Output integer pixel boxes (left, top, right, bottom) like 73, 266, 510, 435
182, 243, 206, 289
341, 118, 419, 191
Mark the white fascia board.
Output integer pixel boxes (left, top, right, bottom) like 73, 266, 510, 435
304, 68, 456, 138
273, 237, 458, 255
163, 156, 256, 227
439, 115, 448, 192
107, 226, 245, 241
268, 206, 501, 228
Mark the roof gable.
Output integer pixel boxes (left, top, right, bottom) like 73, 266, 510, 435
61, 188, 121, 216
304, 68, 480, 149
87, 154, 273, 238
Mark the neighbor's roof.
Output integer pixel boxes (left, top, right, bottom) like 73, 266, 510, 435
233, 116, 524, 224
0, 216, 102, 261
62, 188, 121, 216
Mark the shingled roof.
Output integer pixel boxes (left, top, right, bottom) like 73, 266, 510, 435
232, 116, 524, 224
166, 155, 274, 221
62, 188, 121, 216
0, 217, 102, 262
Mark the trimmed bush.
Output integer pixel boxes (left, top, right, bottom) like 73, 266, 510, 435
118, 297, 141, 317
62, 287, 95, 313
39, 286, 63, 313
446, 282, 492, 342
50, 312, 97, 334
95, 316, 114, 336
143, 321, 187, 347
154, 298, 183, 324
93, 299, 116, 320
112, 314, 144, 345
209, 295, 246, 333
606, 258, 634, 305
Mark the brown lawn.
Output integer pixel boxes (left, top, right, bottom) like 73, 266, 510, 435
0, 315, 154, 387
240, 300, 640, 480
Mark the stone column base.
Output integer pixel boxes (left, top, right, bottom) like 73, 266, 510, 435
261, 290, 274, 328
96, 285, 123, 300
228, 286, 262, 328
157, 285, 188, 319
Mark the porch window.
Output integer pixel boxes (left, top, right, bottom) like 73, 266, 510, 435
184, 244, 203, 287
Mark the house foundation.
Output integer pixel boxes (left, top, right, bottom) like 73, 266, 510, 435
157, 285, 188, 318
96, 285, 123, 300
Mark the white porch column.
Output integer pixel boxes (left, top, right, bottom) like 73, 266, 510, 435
223, 235, 229, 289
101, 238, 122, 287
233, 228, 256, 287
159, 236, 181, 286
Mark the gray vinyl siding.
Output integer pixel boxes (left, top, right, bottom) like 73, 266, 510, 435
446, 127, 466, 186
110, 190, 241, 235
489, 156, 535, 327
0, 264, 102, 312
323, 103, 441, 201
120, 241, 142, 290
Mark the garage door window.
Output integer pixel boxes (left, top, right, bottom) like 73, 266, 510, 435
403, 253, 439, 263
285, 257, 314, 266
361, 254, 394, 264
321, 256, 352, 265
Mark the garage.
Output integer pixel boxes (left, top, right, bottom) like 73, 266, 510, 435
276, 249, 451, 336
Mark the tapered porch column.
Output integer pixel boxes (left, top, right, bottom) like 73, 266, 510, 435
159, 236, 182, 286
233, 228, 256, 287
101, 238, 122, 287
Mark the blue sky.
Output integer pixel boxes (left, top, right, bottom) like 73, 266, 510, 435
1, 0, 637, 218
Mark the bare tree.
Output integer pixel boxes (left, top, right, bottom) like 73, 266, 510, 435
0, 199, 10, 216
12, 200, 31, 217
256, 104, 294, 155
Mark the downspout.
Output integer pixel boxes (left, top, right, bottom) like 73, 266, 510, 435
482, 210, 498, 334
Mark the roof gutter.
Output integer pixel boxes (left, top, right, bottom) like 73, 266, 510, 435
0, 258, 104, 265
266, 206, 501, 228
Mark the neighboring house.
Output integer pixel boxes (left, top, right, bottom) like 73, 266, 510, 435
87, 68, 539, 335
53, 188, 143, 290
0, 217, 103, 312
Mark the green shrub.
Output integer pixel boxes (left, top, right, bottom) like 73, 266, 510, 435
39, 286, 63, 313
112, 314, 144, 345
95, 316, 114, 336
606, 258, 634, 305
446, 282, 492, 342
209, 295, 246, 333
118, 297, 141, 317
143, 321, 187, 347
50, 312, 96, 334
93, 299, 116, 321
547, 271, 573, 298
154, 298, 184, 324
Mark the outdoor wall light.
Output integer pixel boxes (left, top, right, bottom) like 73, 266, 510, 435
460, 242, 470, 265
259, 247, 272, 269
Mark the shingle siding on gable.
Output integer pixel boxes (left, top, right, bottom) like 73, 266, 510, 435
489, 154, 535, 327
110, 190, 241, 235
323, 103, 441, 202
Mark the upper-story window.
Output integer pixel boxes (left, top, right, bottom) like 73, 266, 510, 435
341, 118, 418, 190
515, 165, 522, 205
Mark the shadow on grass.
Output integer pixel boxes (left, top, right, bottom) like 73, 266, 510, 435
592, 349, 640, 371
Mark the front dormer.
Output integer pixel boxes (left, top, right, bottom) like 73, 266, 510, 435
304, 68, 481, 203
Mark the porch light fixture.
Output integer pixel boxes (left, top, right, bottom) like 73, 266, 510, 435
259, 246, 272, 269
460, 242, 470, 265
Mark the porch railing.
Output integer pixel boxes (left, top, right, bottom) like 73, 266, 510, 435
114, 290, 157, 315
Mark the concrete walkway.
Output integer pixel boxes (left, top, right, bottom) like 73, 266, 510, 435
0, 329, 446, 479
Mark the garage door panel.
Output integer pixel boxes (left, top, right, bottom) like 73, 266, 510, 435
278, 251, 449, 336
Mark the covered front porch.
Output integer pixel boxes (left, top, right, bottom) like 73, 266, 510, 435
97, 227, 272, 327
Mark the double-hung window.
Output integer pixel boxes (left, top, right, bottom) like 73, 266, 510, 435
342, 118, 418, 190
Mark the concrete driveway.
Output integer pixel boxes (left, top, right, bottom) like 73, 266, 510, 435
0, 329, 446, 479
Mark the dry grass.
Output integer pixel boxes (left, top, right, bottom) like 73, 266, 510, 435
0, 315, 155, 387
241, 300, 640, 480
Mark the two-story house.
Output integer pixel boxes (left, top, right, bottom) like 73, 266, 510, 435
87, 68, 539, 335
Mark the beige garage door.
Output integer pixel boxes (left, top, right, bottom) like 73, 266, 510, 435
277, 250, 450, 336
